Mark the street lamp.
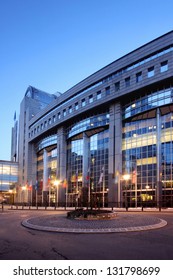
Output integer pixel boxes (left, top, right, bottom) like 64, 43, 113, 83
8, 189, 15, 204
122, 174, 130, 209
54, 180, 61, 207
123, 174, 130, 181
21, 186, 26, 204
145, 185, 150, 207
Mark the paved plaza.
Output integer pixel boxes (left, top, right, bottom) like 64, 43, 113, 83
1, 206, 173, 260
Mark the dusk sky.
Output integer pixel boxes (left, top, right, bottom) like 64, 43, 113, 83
0, 0, 173, 160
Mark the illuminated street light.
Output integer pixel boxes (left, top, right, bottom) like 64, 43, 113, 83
54, 180, 61, 207
123, 174, 130, 181
21, 186, 27, 204
122, 174, 130, 209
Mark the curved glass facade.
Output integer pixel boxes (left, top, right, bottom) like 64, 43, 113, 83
122, 117, 157, 206
122, 84, 173, 207
67, 124, 109, 206
123, 86, 173, 120
35, 135, 57, 152
67, 113, 109, 139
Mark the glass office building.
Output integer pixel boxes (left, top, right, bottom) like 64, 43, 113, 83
12, 31, 173, 207
0, 160, 18, 203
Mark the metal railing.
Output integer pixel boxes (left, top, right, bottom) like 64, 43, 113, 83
8, 200, 173, 212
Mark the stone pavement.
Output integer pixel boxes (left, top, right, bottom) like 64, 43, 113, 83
22, 212, 167, 233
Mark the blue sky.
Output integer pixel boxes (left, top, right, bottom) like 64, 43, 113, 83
0, 0, 173, 160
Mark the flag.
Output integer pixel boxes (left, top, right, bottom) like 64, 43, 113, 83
48, 176, 51, 184
132, 170, 137, 184
86, 167, 90, 181
35, 180, 39, 190
62, 179, 67, 188
26, 180, 29, 188
40, 179, 43, 190
75, 170, 78, 182
98, 166, 104, 184
28, 180, 32, 191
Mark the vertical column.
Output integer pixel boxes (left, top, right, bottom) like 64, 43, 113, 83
82, 132, 90, 206
156, 108, 162, 208
57, 127, 67, 205
42, 148, 48, 205
43, 149, 48, 191
108, 102, 122, 207
28, 143, 37, 205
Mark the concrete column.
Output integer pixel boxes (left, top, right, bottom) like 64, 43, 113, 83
156, 108, 162, 207
82, 132, 90, 205
108, 102, 122, 207
82, 132, 89, 186
27, 143, 37, 204
57, 127, 67, 205
43, 148, 48, 191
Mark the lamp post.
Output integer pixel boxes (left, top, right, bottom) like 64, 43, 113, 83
54, 180, 60, 207
9, 189, 14, 204
122, 174, 130, 209
146, 185, 150, 207
22, 186, 26, 204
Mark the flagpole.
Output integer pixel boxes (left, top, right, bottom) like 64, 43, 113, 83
31, 186, 33, 206
135, 171, 137, 208
36, 189, 38, 207
88, 179, 90, 207
35, 180, 38, 207
103, 176, 105, 208
42, 188, 43, 206
49, 185, 51, 207
76, 177, 78, 208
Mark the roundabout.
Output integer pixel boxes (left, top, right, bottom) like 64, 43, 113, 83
21, 212, 167, 233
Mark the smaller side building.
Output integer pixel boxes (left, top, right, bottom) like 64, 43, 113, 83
0, 160, 18, 204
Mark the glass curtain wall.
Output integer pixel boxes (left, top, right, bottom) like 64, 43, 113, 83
122, 85, 173, 207
67, 129, 109, 207
36, 147, 57, 205
122, 118, 157, 207
161, 113, 173, 206
89, 130, 109, 207
67, 139, 83, 206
